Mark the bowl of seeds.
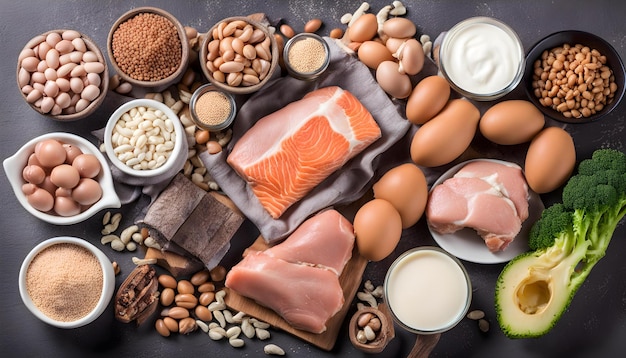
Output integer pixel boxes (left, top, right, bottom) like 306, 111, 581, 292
189, 84, 237, 131
200, 16, 279, 95
19, 236, 116, 328
524, 30, 625, 123
107, 6, 189, 91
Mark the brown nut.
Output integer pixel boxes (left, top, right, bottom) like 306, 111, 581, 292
168, 306, 191, 319
199, 291, 216, 306
177, 279, 195, 294
115, 264, 159, 324
160, 287, 175, 306
163, 316, 179, 332
158, 274, 177, 289
195, 305, 213, 321
210, 265, 227, 282
179, 317, 198, 334
175, 293, 199, 309
190, 270, 211, 286
198, 282, 216, 293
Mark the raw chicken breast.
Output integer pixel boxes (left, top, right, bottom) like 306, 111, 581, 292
227, 86, 381, 219
225, 209, 354, 333
225, 251, 344, 334
265, 209, 355, 276
426, 161, 530, 252
454, 161, 529, 221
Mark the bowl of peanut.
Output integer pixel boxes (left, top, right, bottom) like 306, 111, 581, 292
524, 30, 625, 123
200, 16, 279, 95
107, 7, 189, 91
16, 29, 109, 121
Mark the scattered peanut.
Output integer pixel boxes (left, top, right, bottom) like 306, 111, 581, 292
264, 344, 286, 355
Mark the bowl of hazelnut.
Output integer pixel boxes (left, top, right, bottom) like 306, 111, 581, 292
200, 16, 279, 95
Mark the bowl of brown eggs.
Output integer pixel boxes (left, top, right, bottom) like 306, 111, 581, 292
16, 29, 109, 121
200, 16, 279, 95
3, 132, 120, 225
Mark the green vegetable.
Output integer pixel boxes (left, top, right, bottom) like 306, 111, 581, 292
495, 149, 626, 338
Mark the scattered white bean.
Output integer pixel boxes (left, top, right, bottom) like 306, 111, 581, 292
263, 344, 285, 355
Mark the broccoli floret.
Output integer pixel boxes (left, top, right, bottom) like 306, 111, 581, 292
495, 148, 626, 339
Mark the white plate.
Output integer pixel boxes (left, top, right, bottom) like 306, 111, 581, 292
427, 159, 544, 264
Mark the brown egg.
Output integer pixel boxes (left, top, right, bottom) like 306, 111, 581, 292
72, 178, 102, 205
524, 127, 576, 194
410, 99, 480, 167
357, 41, 394, 70
354, 199, 403, 262
63, 143, 84, 164
348, 13, 378, 42
399, 39, 424, 76
480, 100, 545, 145
71, 153, 101, 178
50, 164, 80, 189
22, 165, 46, 184
373, 163, 428, 228
54, 196, 82, 216
385, 37, 408, 54
376, 61, 412, 99
406, 76, 451, 125
35, 139, 66, 167
382, 17, 416, 39
25, 186, 54, 212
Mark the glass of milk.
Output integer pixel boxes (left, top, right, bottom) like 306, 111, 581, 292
384, 246, 472, 334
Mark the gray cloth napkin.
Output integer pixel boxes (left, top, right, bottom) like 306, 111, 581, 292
200, 37, 440, 243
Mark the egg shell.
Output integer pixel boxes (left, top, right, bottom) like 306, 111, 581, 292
35, 139, 67, 167
524, 126, 576, 194
479, 100, 545, 145
376, 61, 412, 99
50, 164, 80, 189
348, 13, 378, 43
54, 196, 82, 216
26, 187, 54, 212
22, 165, 46, 184
353, 198, 403, 262
399, 39, 424, 76
72, 178, 103, 205
373, 163, 428, 228
63, 143, 84, 164
72, 153, 101, 178
406, 76, 451, 125
382, 17, 416, 39
410, 99, 480, 167
357, 41, 394, 70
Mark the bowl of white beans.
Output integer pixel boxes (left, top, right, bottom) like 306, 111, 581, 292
104, 99, 186, 182
16, 29, 109, 121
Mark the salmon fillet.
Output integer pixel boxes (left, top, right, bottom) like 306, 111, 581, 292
227, 86, 381, 219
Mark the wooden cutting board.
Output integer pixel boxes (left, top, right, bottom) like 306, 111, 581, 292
224, 235, 368, 351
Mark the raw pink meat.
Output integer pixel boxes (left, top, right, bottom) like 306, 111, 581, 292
227, 86, 381, 219
426, 161, 530, 252
265, 209, 354, 276
454, 161, 529, 221
225, 210, 354, 333
226, 251, 345, 334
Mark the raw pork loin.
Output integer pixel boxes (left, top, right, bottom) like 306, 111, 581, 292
227, 86, 381, 219
225, 209, 355, 333
426, 161, 529, 252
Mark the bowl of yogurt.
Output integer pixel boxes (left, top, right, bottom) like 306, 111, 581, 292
437, 17, 525, 101
383, 246, 472, 334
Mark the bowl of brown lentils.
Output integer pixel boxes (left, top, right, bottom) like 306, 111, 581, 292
16, 29, 109, 121
524, 30, 625, 123
200, 16, 279, 95
107, 7, 189, 91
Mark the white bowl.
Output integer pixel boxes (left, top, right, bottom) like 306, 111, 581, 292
104, 99, 185, 180
18, 236, 116, 328
3, 132, 121, 225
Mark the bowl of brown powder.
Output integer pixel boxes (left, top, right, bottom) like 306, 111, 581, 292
18, 237, 116, 328
107, 7, 189, 91
190, 84, 236, 131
